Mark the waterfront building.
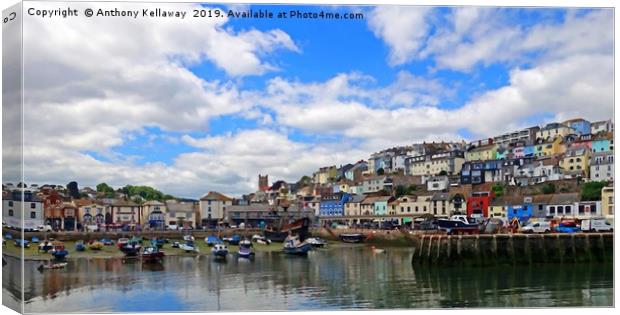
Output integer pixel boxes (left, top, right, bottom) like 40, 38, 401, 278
75, 199, 106, 227
360, 197, 374, 215
2, 190, 44, 230
590, 151, 614, 181
165, 199, 197, 228
467, 191, 494, 218
560, 144, 591, 179
142, 200, 166, 230
574, 201, 602, 219
536, 123, 575, 141
489, 198, 507, 219
430, 192, 452, 217
199, 191, 233, 227
371, 196, 393, 216
393, 195, 416, 217
226, 203, 276, 227
562, 118, 591, 135
110, 199, 141, 227
545, 193, 579, 218
344, 194, 365, 216
319, 193, 350, 217
427, 175, 449, 191
601, 186, 614, 220
409, 195, 432, 215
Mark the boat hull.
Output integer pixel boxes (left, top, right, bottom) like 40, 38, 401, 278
339, 234, 365, 243
142, 252, 165, 263
264, 218, 310, 242
283, 243, 312, 255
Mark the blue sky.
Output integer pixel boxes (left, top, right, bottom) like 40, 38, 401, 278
20, 3, 613, 197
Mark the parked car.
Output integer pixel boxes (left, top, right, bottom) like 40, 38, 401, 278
36, 225, 53, 232
167, 224, 178, 231
521, 221, 551, 234
85, 224, 99, 232
554, 222, 580, 233
580, 219, 613, 232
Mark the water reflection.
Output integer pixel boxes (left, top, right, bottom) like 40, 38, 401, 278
1, 245, 612, 312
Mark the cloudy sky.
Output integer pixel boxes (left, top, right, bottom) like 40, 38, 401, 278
13, 3, 613, 198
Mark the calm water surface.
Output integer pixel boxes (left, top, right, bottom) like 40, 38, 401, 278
2, 244, 613, 312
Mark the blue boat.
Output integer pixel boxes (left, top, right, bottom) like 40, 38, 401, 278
152, 238, 166, 248
205, 235, 222, 247
101, 238, 114, 246
51, 241, 69, 260
283, 235, 312, 256
75, 241, 86, 252
31, 236, 40, 243
4, 233, 13, 240
14, 239, 30, 248
227, 234, 241, 245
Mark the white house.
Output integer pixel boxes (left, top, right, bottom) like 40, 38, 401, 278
590, 151, 614, 182
199, 191, 233, 226
2, 190, 44, 230
426, 175, 449, 191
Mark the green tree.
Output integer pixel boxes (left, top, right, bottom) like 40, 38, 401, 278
96, 182, 114, 193
377, 168, 385, 175
120, 185, 173, 201
438, 170, 448, 176
296, 175, 312, 187
581, 181, 608, 201
491, 184, 504, 197
541, 183, 556, 194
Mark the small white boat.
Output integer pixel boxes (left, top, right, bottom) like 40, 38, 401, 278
212, 243, 229, 259
306, 237, 327, 248
183, 235, 195, 242
37, 262, 67, 271
179, 241, 198, 253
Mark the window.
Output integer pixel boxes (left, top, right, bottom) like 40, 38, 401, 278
579, 205, 585, 214
8, 209, 14, 216
550, 206, 556, 215
30, 203, 36, 209
558, 206, 564, 214
31, 212, 36, 219
8, 201, 13, 207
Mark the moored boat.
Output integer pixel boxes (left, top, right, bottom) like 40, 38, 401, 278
212, 243, 229, 259
89, 241, 104, 250
226, 234, 241, 245
100, 238, 114, 246
283, 235, 312, 256
75, 241, 86, 252
14, 239, 30, 248
142, 242, 165, 263
437, 215, 480, 234
120, 240, 141, 256
264, 218, 310, 242
51, 241, 69, 260
180, 240, 198, 253
205, 235, 221, 247
306, 237, 327, 248
117, 238, 129, 249
339, 233, 365, 243
37, 262, 67, 271
31, 236, 40, 243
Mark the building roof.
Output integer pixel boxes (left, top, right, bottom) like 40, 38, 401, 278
200, 191, 233, 201
143, 200, 165, 206
165, 200, 196, 212
431, 192, 450, 202
227, 204, 272, 212
347, 194, 366, 203
548, 193, 580, 205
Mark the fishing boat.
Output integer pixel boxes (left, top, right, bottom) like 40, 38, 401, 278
100, 238, 114, 246
179, 240, 198, 253
437, 215, 480, 234
37, 262, 67, 271
226, 234, 241, 245
283, 235, 312, 256
117, 238, 129, 249
205, 235, 222, 247
38, 241, 53, 252
88, 241, 104, 250
306, 237, 327, 248
14, 239, 30, 248
339, 233, 365, 243
142, 242, 165, 263
75, 241, 86, 252
264, 218, 310, 242
120, 239, 141, 256
238, 242, 255, 259
212, 243, 229, 259
50, 241, 69, 260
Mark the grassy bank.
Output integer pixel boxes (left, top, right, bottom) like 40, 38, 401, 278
2, 238, 287, 261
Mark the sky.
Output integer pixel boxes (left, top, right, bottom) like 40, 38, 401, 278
6, 2, 614, 198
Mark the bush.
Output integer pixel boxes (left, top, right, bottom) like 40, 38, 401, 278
581, 181, 608, 201
541, 183, 556, 194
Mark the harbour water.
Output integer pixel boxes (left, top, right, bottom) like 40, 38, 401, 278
2, 244, 613, 312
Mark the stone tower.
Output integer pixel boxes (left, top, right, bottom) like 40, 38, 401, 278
258, 174, 269, 191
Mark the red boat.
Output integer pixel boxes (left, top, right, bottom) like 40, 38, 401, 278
141, 246, 164, 263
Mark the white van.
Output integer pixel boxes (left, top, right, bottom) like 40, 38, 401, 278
521, 221, 551, 234
580, 219, 613, 232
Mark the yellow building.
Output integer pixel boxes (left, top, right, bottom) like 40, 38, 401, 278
465, 144, 497, 161
535, 136, 565, 157
601, 186, 614, 220
313, 166, 337, 184
559, 145, 591, 178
